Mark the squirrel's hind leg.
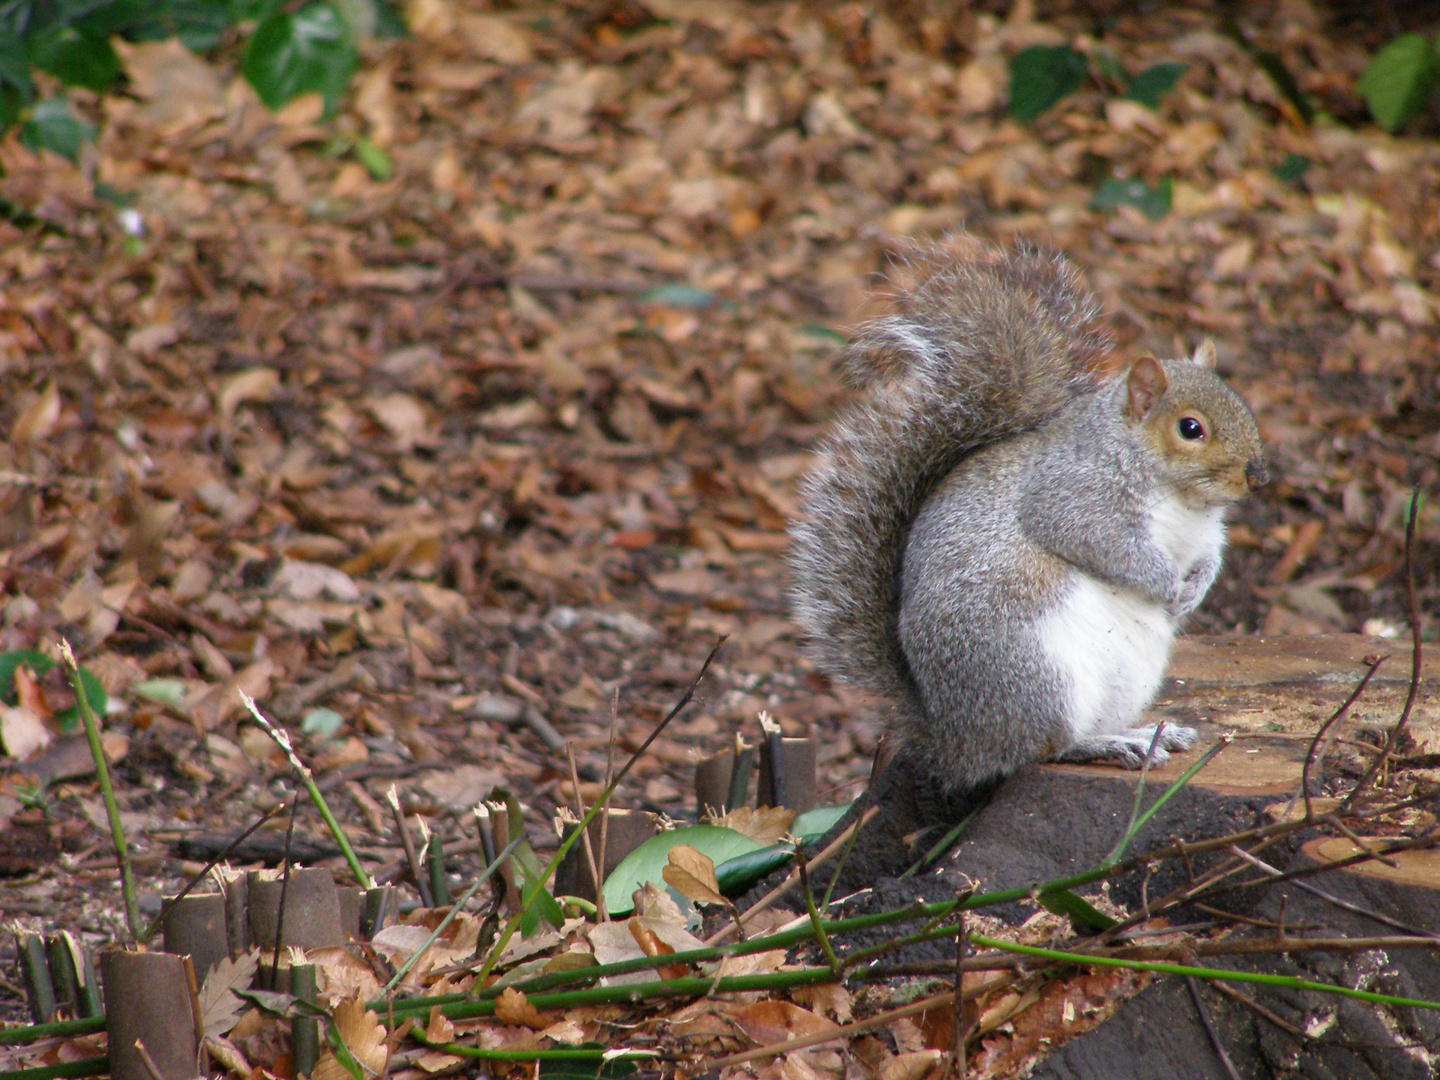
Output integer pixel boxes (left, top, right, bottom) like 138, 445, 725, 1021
1056, 722, 1197, 770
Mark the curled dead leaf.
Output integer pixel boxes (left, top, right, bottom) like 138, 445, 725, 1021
11, 381, 61, 445
219, 368, 280, 434
879, 1049, 945, 1080
661, 844, 726, 906
712, 805, 795, 845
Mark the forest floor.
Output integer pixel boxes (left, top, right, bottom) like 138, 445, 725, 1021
0, 0, 1438, 1075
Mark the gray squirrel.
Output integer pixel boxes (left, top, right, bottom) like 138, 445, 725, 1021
789, 239, 1268, 792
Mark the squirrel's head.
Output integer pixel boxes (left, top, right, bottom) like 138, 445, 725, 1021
1123, 342, 1268, 507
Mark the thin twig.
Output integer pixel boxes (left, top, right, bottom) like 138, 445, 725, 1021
564, 744, 606, 920
142, 798, 295, 944
705, 805, 879, 946
1187, 976, 1243, 1080
1344, 489, 1425, 809
474, 638, 725, 985
1300, 654, 1386, 821
697, 977, 1010, 1073
383, 835, 524, 993
267, 793, 303, 990
1225, 845, 1440, 939
1208, 980, 1307, 1038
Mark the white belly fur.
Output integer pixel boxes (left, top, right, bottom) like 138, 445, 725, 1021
1151, 496, 1227, 576
1040, 494, 1228, 742
1037, 577, 1175, 741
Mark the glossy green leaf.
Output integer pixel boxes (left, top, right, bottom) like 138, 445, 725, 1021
1038, 888, 1117, 932
1008, 44, 1087, 123
1125, 63, 1185, 109
1358, 32, 1440, 133
603, 826, 764, 916
0, 650, 53, 703
54, 668, 107, 731
714, 844, 792, 894
241, 1, 358, 114
1091, 176, 1171, 220
0, 89, 24, 134
27, 27, 120, 93
0, 35, 34, 98
19, 96, 96, 161
353, 136, 392, 180
0, 649, 104, 728
74, 0, 168, 38
792, 803, 851, 842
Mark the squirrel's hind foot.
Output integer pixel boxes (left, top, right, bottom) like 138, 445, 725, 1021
1058, 723, 1197, 770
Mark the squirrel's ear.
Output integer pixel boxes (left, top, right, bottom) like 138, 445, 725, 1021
1125, 356, 1168, 420
1191, 340, 1217, 369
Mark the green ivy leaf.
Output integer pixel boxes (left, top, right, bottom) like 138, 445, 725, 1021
0, 648, 107, 732
0, 35, 34, 98
372, 0, 408, 40
1272, 153, 1310, 184
1008, 44, 1087, 123
1125, 62, 1185, 109
241, 1, 358, 115
149, 0, 242, 52
54, 668, 107, 731
231, 0, 283, 23
1358, 32, 1440, 133
27, 26, 121, 93
0, 650, 54, 705
19, 97, 97, 162
353, 136, 392, 180
0, 89, 24, 134
1091, 175, 1171, 220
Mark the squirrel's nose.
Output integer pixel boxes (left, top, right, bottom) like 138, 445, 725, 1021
1245, 458, 1269, 491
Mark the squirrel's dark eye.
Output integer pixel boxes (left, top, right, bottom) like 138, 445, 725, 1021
1178, 416, 1205, 441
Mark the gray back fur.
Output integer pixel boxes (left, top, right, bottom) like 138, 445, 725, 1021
788, 240, 1115, 711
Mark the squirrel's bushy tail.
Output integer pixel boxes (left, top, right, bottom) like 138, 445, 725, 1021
789, 239, 1115, 709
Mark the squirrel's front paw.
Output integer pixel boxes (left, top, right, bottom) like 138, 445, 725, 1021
1059, 723, 1197, 769
1168, 558, 1220, 619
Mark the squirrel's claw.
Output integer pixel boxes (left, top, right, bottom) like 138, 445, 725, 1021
1058, 723, 1198, 770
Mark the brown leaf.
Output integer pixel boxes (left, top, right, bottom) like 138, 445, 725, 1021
424, 1005, 455, 1043
661, 844, 726, 906
494, 986, 548, 1029
12, 663, 50, 719
218, 367, 280, 435
731, 1000, 837, 1046
0, 706, 53, 761
113, 38, 227, 130
11, 381, 61, 445
711, 806, 794, 845
878, 1049, 944, 1080
199, 950, 259, 1037
312, 998, 387, 1080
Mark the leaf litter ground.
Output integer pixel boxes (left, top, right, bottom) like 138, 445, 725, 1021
1, 1, 1438, 1077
